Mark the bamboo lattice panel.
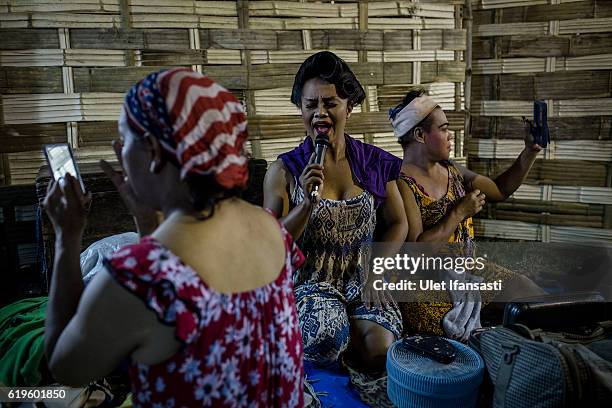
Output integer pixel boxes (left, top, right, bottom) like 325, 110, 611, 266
469, 0, 612, 243
0, 0, 467, 186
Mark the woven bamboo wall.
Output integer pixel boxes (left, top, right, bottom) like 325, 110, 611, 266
0, 0, 466, 188
468, 0, 612, 244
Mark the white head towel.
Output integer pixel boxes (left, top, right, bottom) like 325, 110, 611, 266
391, 95, 439, 138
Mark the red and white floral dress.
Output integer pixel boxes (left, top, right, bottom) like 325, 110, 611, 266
104, 223, 305, 408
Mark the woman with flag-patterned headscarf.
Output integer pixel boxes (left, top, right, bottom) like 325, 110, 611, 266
42, 68, 304, 407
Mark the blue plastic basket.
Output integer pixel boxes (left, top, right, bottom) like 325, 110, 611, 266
387, 338, 484, 408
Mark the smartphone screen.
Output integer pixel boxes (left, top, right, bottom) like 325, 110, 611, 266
43, 143, 86, 193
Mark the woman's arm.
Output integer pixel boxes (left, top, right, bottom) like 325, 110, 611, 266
362, 181, 408, 308
460, 122, 541, 202
378, 180, 409, 251
43, 175, 88, 364
263, 159, 320, 240
43, 175, 149, 386
45, 231, 84, 368
397, 179, 484, 243
45, 236, 84, 370
47, 269, 152, 386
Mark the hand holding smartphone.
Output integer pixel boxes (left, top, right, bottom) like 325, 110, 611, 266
522, 100, 549, 149
42, 143, 91, 238
43, 143, 86, 193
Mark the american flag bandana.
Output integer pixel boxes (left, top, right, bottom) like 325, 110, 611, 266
124, 68, 248, 189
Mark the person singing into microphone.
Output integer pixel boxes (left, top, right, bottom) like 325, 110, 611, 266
264, 51, 408, 402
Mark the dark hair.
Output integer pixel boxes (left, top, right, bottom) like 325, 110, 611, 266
290, 51, 366, 108
141, 138, 243, 220
389, 89, 435, 147
184, 173, 243, 220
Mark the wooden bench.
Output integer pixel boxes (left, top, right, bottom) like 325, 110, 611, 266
0, 185, 40, 306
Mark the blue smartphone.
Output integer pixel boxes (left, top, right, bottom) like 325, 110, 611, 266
533, 100, 549, 148
523, 101, 549, 148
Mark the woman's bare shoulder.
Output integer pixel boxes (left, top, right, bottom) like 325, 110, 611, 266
266, 159, 289, 180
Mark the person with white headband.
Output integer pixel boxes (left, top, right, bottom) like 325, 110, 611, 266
389, 89, 544, 338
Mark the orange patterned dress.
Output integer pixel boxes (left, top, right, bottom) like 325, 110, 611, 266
402, 161, 475, 245
399, 161, 511, 335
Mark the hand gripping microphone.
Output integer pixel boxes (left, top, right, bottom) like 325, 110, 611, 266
310, 132, 330, 200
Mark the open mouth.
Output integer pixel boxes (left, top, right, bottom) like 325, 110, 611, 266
313, 122, 332, 135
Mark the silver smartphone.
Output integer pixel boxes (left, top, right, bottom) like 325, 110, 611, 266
42, 143, 86, 193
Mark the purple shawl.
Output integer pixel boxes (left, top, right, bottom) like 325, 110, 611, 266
278, 134, 402, 208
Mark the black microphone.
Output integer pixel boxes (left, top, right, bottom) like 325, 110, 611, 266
311, 132, 330, 200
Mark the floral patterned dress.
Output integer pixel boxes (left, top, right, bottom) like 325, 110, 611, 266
104, 221, 305, 408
